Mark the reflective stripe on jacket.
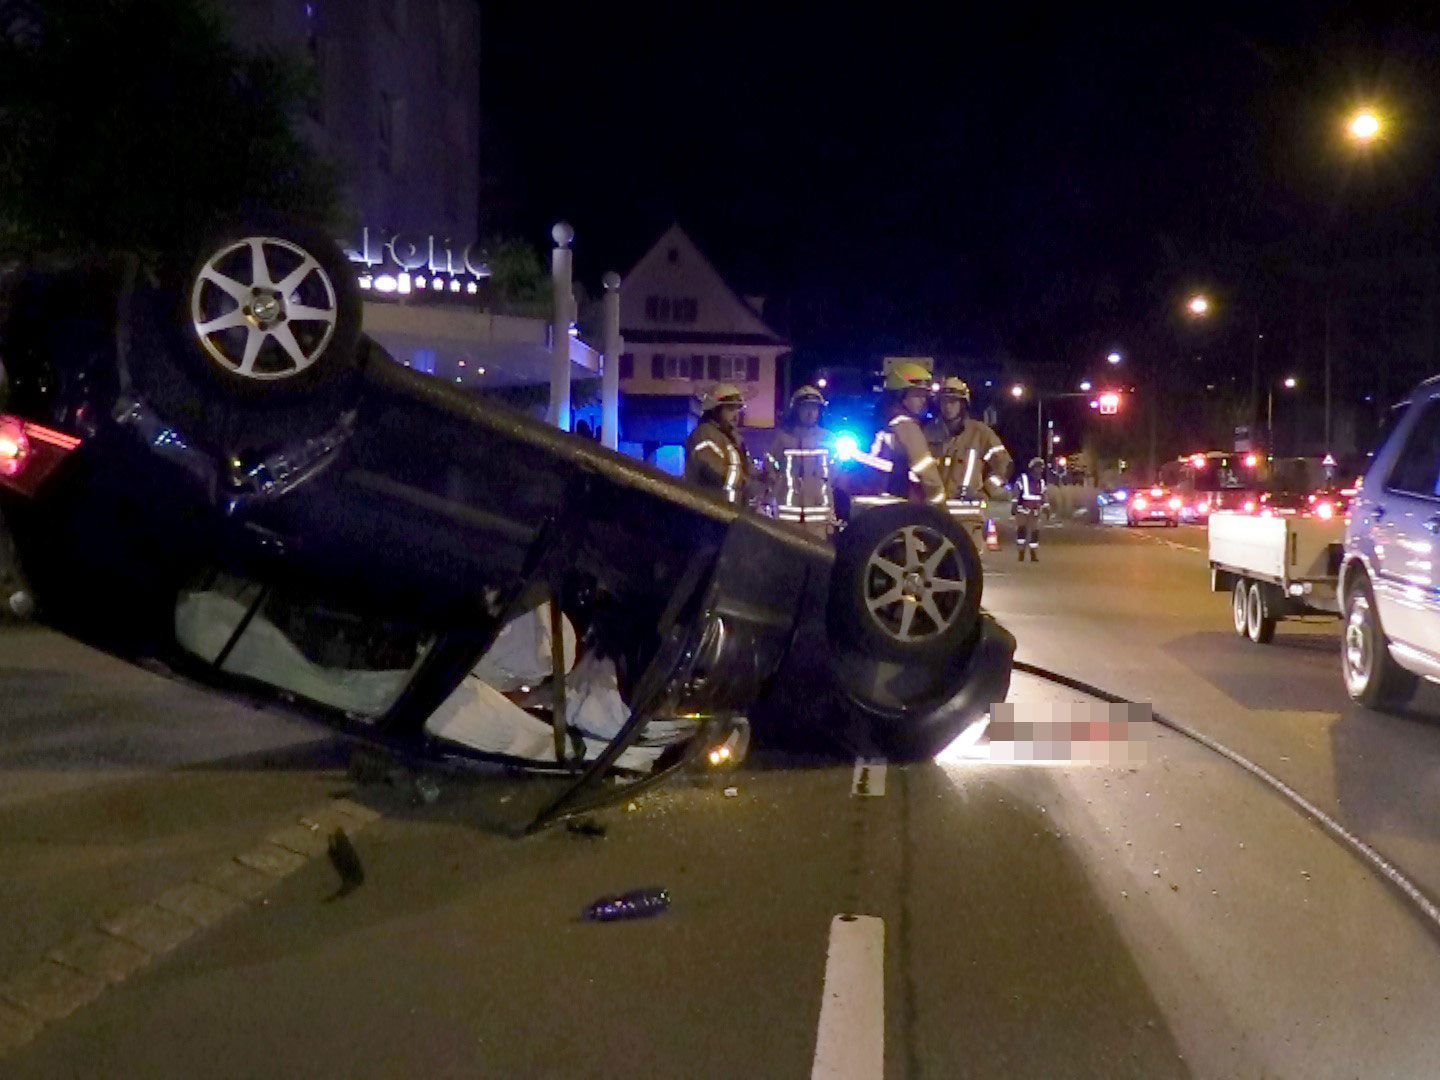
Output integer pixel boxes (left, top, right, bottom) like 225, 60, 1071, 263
685, 421, 749, 504
766, 425, 835, 525
1015, 473, 1046, 509
924, 418, 1012, 499
879, 414, 945, 504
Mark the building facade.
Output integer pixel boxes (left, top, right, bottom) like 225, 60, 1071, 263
218, 0, 481, 247
617, 226, 789, 470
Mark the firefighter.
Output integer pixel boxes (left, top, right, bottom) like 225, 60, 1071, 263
925, 377, 1011, 547
766, 385, 836, 538
871, 361, 945, 507
1014, 457, 1047, 561
685, 383, 750, 505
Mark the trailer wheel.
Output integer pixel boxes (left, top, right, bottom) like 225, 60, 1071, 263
1231, 579, 1250, 637
1246, 581, 1276, 644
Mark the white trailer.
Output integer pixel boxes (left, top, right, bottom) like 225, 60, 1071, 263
1207, 511, 1344, 643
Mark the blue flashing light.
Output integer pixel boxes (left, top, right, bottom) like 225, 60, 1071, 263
834, 433, 860, 462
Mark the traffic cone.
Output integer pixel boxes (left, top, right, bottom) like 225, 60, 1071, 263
984, 519, 999, 552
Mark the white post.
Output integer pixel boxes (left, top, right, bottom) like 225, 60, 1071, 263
601, 271, 622, 450
548, 221, 574, 430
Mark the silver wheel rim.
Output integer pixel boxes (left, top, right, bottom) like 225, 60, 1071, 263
1232, 582, 1248, 635
863, 525, 968, 644
1246, 585, 1264, 639
1344, 594, 1374, 694
190, 236, 338, 381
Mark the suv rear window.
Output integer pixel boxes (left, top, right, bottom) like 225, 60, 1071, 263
1386, 399, 1440, 497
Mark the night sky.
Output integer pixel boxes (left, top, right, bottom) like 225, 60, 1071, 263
484, 5, 1440, 399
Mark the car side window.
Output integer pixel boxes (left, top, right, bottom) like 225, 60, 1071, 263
1385, 399, 1440, 498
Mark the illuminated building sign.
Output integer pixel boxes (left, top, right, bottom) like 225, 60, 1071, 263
345, 227, 491, 299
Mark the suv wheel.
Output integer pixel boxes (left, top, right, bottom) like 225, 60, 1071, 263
183, 217, 362, 397
1342, 578, 1418, 709
829, 503, 982, 663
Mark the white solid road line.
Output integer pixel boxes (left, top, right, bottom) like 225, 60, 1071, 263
812, 914, 885, 1080
851, 757, 887, 797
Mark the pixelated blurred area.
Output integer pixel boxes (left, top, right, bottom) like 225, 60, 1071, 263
937, 674, 1153, 766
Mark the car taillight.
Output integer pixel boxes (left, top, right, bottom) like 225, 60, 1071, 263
1198, 501, 1210, 514
1169, 497, 1182, 510
1133, 496, 1148, 510
0, 417, 27, 478
0, 415, 81, 496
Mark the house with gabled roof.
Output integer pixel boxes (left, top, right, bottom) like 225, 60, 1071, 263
616, 225, 789, 470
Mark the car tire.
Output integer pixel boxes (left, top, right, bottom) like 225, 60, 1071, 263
180, 216, 362, 398
1342, 576, 1418, 709
829, 502, 983, 663
1245, 581, 1276, 644
1231, 579, 1250, 637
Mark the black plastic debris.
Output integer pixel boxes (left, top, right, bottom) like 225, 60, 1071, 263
566, 818, 607, 839
582, 888, 670, 922
327, 829, 365, 898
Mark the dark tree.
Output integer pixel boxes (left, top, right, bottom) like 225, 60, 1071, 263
0, 0, 343, 262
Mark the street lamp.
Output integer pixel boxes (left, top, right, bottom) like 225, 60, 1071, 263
1010, 384, 1025, 399
1106, 352, 1122, 365
1269, 376, 1299, 453
1347, 108, 1383, 144
1187, 294, 1211, 317
1079, 380, 1092, 392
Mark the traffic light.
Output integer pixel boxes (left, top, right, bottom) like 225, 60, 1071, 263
1098, 391, 1121, 415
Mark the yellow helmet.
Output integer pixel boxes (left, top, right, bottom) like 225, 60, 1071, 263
937, 377, 971, 401
790, 385, 828, 408
884, 362, 932, 392
700, 383, 745, 412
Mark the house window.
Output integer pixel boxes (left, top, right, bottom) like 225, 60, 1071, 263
377, 93, 405, 174
651, 354, 665, 379
643, 296, 698, 323
619, 353, 634, 379
747, 355, 760, 381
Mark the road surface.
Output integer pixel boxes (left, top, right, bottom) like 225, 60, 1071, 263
3, 524, 1440, 1078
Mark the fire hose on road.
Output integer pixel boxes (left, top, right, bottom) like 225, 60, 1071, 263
1014, 658, 1440, 942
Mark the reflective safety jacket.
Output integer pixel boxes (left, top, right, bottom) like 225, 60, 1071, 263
685, 420, 750, 505
925, 418, 1011, 501
765, 424, 835, 527
872, 413, 945, 505
1014, 472, 1047, 512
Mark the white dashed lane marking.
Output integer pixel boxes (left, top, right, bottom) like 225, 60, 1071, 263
851, 758, 887, 797
812, 914, 885, 1079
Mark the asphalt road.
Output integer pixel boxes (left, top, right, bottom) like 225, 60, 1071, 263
4, 525, 1440, 1078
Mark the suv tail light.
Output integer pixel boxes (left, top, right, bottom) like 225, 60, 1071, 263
0, 415, 81, 497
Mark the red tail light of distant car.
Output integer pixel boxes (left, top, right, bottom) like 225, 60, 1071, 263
0, 415, 82, 497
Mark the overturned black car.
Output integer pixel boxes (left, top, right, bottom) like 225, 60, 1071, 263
0, 220, 1013, 828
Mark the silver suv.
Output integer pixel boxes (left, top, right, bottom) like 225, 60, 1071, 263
1341, 378, 1440, 708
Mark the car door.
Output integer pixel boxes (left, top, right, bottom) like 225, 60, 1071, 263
1373, 394, 1440, 658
